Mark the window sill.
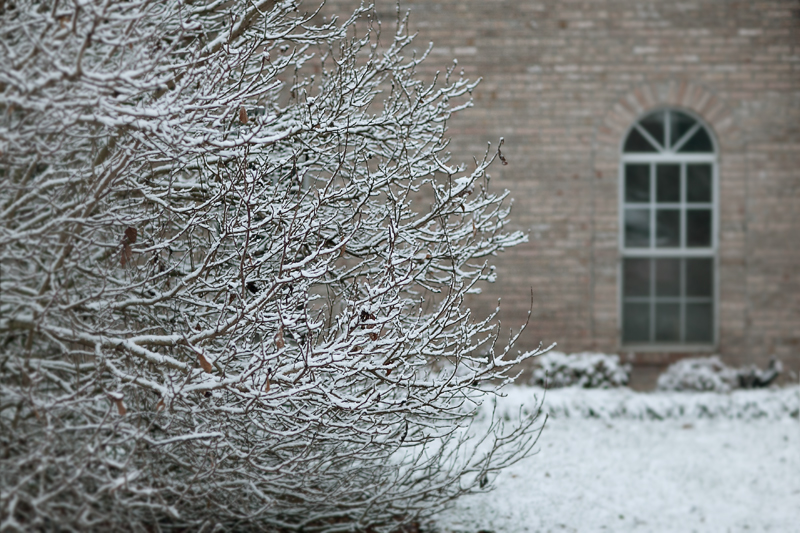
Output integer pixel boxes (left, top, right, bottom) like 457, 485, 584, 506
620, 343, 716, 353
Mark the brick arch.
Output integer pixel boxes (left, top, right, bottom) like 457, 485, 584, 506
595, 80, 741, 151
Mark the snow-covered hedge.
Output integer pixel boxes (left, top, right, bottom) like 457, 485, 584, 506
529, 351, 630, 389
494, 386, 800, 421
657, 356, 782, 393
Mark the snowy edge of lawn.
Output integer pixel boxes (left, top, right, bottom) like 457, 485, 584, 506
486, 385, 800, 421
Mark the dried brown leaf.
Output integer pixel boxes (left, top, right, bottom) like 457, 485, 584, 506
107, 393, 127, 415
120, 227, 137, 267
124, 227, 138, 244
239, 106, 248, 124
275, 326, 285, 349
198, 353, 213, 373
498, 137, 508, 165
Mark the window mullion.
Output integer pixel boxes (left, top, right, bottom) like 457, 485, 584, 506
650, 258, 656, 342
650, 163, 655, 251
679, 163, 686, 343
665, 109, 671, 150
672, 123, 702, 152
680, 258, 686, 343
635, 124, 664, 152
649, 162, 656, 342
681, 163, 686, 250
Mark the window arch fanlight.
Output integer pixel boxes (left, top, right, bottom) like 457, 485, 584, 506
620, 108, 717, 346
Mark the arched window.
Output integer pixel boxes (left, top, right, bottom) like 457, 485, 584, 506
620, 109, 717, 346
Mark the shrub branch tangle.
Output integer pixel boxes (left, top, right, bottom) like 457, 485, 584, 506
0, 1, 542, 530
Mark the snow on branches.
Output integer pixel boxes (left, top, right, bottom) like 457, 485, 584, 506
0, 1, 542, 530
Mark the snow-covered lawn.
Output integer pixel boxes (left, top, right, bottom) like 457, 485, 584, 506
435, 387, 800, 533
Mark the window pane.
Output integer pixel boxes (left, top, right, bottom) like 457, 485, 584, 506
655, 258, 680, 296
625, 209, 650, 247
687, 209, 712, 247
625, 164, 650, 202
686, 258, 713, 297
656, 209, 680, 247
624, 258, 650, 297
678, 128, 714, 153
685, 303, 713, 343
687, 164, 712, 202
623, 303, 650, 342
640, 110, 665, 148
624, 127, 658, 153
656, 164, 680, 202
655, 303, 680, 342
670, 111, 696, 148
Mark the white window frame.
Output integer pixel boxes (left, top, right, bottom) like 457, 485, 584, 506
618, 108, 719, 350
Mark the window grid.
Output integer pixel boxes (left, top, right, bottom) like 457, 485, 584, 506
620, 108, 717, 346
622, 258, 714, 343
623, 163, 715, 252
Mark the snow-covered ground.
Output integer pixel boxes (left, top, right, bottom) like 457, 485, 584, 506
434, 387, 800, 533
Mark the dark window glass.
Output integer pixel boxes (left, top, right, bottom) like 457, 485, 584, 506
678, 128, 714, 153
656, 209, 680, 247
656, 164, 680, 202
640, 110, 665, 148
624, 258, 651, 297
670, 111, 696, 148
655, 259, 680, 296
655, 303, 680, 342
625, 209, 650, 247
686, 258, 713, 297
625, 164, 650, 202
686, 210, 712, 247
685, 303, 713, 342
623, 303, 650, 342
624, 127, 658, 153
687, 164, 712, 202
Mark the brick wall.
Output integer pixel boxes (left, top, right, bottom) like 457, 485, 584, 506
322, 0, 800, 381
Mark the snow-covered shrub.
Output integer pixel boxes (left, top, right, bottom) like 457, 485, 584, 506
0, 2, 542, 530
657, 356, 738, 392
529, 352, 631, 388
658, 356, 783, 392
736, 359, 783, 389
